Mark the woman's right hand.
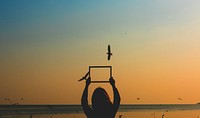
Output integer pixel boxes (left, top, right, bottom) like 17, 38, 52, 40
86, 77, 91, 86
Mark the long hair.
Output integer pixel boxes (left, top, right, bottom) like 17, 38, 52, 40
91, 87, 112, 112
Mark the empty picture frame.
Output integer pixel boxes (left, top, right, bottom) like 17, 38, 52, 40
89, 66, 112, 83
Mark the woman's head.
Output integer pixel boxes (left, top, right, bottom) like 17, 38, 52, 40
92, 87, 112, 111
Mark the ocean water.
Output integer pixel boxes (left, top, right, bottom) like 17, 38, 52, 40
2, 110, 200, 118
1, 104, 200, 118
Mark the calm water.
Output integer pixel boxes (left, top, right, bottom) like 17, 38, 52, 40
1, 104, 200, 118
3, 110, 200, 118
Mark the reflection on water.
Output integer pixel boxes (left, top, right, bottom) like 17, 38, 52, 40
3, 110, 200, 118
116, 110, 200, 118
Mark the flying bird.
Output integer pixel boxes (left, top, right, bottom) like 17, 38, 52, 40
78, 72, 89, 82
136, 98, 141, 100
178, 98, 182, 100
107, 45, 112, 61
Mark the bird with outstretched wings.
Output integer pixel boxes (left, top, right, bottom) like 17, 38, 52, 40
78, 72, 89, 82
107, 45, 112, 61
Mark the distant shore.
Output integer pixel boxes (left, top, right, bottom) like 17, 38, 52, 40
1, 104, 200, 116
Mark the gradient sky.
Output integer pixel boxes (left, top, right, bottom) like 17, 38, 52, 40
1, 0, 200, 104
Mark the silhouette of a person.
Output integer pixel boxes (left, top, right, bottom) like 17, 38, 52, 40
81, 77, 121, 118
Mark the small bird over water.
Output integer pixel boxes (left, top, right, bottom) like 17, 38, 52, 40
136, 98, 141, 100
107, 45, 112, 61
178, 98, 182, 100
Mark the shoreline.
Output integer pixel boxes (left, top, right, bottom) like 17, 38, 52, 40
1, 104, 200, 116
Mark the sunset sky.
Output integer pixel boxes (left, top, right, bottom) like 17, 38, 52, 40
1, 0, 200, 104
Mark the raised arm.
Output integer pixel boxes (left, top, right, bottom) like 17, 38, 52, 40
81, 77, 92, 116
109, 77, 121, 113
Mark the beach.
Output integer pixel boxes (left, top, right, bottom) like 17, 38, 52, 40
1, 104, 200, 118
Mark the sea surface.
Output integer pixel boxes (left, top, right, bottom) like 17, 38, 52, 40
1, 104, 200, 118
